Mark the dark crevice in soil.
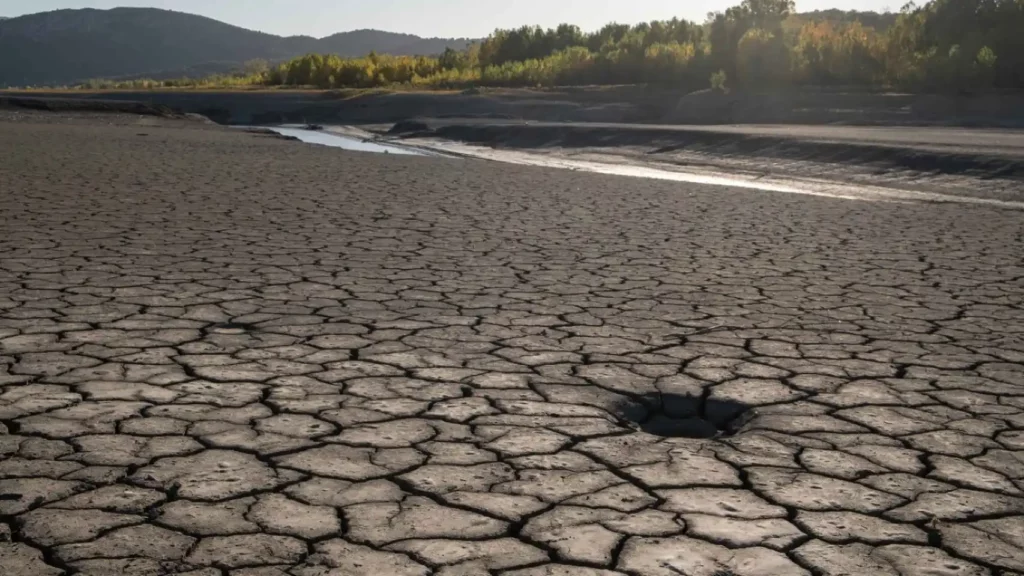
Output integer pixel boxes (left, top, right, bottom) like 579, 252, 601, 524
612, 392, 754, 439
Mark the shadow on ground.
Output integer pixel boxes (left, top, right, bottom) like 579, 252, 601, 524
613, 392, 754, 439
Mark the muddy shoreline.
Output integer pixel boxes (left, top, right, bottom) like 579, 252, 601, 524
384, 120, 1024, 187
4, 90, 1023, 197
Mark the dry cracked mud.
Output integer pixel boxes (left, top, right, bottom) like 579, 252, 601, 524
0, 110, 1022, 575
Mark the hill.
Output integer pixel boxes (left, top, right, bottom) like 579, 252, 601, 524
0, 8, 470, 87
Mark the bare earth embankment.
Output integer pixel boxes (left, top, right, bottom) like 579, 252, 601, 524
1, 108, 1023, 575
7, 86, 1024, 127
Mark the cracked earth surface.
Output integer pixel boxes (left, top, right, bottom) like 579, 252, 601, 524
0, 111, 1023, 576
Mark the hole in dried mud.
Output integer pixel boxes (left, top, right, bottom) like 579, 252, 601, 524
206, 322, 258, 335
614, 392, 754, 439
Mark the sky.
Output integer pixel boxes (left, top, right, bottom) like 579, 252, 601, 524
0, 0, 898, 38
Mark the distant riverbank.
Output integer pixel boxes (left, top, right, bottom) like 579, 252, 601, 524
5, 87, 1024, 128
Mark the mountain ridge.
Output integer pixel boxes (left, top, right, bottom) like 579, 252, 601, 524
0, 7, 472, 86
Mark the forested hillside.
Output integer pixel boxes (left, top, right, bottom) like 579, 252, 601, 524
14, 1, 1024, 93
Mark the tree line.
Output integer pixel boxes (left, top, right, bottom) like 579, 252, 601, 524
79, 0, 1024, 92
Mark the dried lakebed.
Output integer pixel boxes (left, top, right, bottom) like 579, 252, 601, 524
0, 110, 1022, 576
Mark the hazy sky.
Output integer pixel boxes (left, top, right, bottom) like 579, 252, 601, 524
1, 0, 898, 37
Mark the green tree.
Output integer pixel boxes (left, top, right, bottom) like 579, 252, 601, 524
735, 28, 790, 87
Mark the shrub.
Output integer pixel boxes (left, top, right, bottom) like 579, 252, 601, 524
710, 69, 729, 92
